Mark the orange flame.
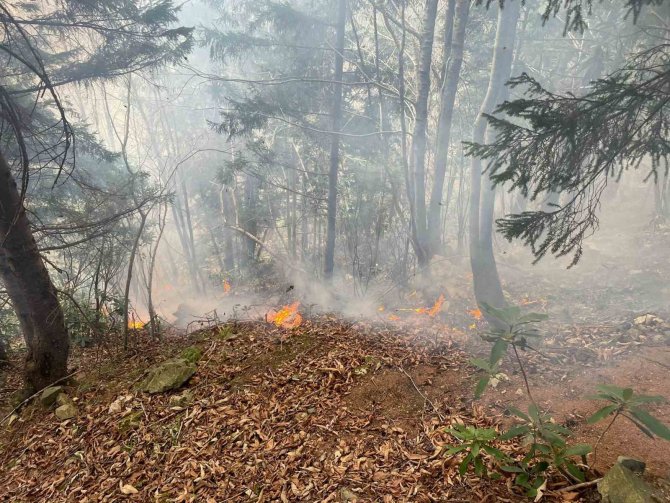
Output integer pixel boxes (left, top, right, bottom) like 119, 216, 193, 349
223, 280, 232, 294
468, 308, 483, 320
413, 294, 446, 317
267, 302, 303, 329
128, 320, 145, 330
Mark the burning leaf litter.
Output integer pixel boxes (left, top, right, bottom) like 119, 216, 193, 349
266, 301, 303, 329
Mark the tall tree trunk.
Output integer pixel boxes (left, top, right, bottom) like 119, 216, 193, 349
0, 150, 69, 392
324, 0, 346, 279
410, 0, 439, 268
427, 0, 470, 256
242, 173, 259, 266
469, 0, 520, 311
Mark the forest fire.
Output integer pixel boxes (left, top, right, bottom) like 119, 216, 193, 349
266, 301, 303, 329
128, 319, 145, 330
223, 280, 232, 294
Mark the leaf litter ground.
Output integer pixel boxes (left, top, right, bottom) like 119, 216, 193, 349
0, 312, 669, 502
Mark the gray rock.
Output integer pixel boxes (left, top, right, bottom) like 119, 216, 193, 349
55, 402, 77, 420
617, 456, 646, 474
339, 487, 358, 502
56, 393, 73, 407
40, 386, 64, 407
138, 358, 196, 394
598, 463, 652, 503
169, 390, 194, 407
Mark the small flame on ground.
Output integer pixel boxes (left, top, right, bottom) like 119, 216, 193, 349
468, 308, 483, 320
128, 320, 145, 330
223, 280, 232, 294
405, 294, 446, 317
267, 301, 303, 329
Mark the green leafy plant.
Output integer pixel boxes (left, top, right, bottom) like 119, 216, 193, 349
501, 405, 590, 496
472, 303, 547, 399
472, 305, 593, 491
445, 424, 507, 477
587, 384, 670, 458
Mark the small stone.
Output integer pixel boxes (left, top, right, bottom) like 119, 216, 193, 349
598, 463, 652, 503
56, 393, 73, 407
339, 487, 358, 502
55, 402, 77, 420
617, 456, 646, 474
118, 411, 143, 433
169, 390, 194, 407
138, 358, 196, 394
40, 386, 64, 407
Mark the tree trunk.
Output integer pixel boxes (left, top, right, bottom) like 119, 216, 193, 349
427, 0, 470, 256
469, 0, 520, 312
410, 0, 439, 268
324, 0, 346, 279
0, 150, 69, 392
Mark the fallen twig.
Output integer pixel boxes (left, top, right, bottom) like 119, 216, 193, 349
555, 478, 601, 492
397, 366, 445, 421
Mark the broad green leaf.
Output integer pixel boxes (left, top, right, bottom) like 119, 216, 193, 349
516, 473, 529, 486
519, 312, 548, 323
473, 456, 485, 476
540, 428, 566, 447
587, 404, 618, 424
500, 425, 529, 440
564, 444, 592, 457
471, 443, 480, 457
622, 388, 633, 401
565, 461, 586, 482
528, 403, 540, 423
629, 407, 670, 440
632, 394, 666, 404
507, 406, 530, 422
475, 377, 490, 398
490, 338, 508, 365
596, 384, 626, 400
482, 444, 506, 459
501, 465, 525, 473
459, 452, 473, 475
470, 358, 492, 371
444, 445, 466, 456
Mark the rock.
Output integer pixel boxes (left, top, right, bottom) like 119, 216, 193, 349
617, 456, 646, 474
56, 393, 73, 407
55, 402, 77, 420
180, 346, 203, 364
40, 386, 64, 407
118, 410, 143, 433
169, 390, 194, 407
634, 314, 663, 327
138, 358, 196, 394
598, 463, 652, 503
339, 487, 358, 502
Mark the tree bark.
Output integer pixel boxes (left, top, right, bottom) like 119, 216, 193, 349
0, 150, 69, 392
427, 0, 470, 256
324, 0, 346, 279
469, 0, 520, 312
410, 0, 439, 268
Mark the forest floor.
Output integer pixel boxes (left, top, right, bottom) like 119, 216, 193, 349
1, 196, 670, 502
0, 308, 668, 502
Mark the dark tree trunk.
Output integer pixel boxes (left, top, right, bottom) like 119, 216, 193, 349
427, 0, 470, 256
324, 0, 346, 279
410, 0, 439, 268
0, 150, 69, 392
